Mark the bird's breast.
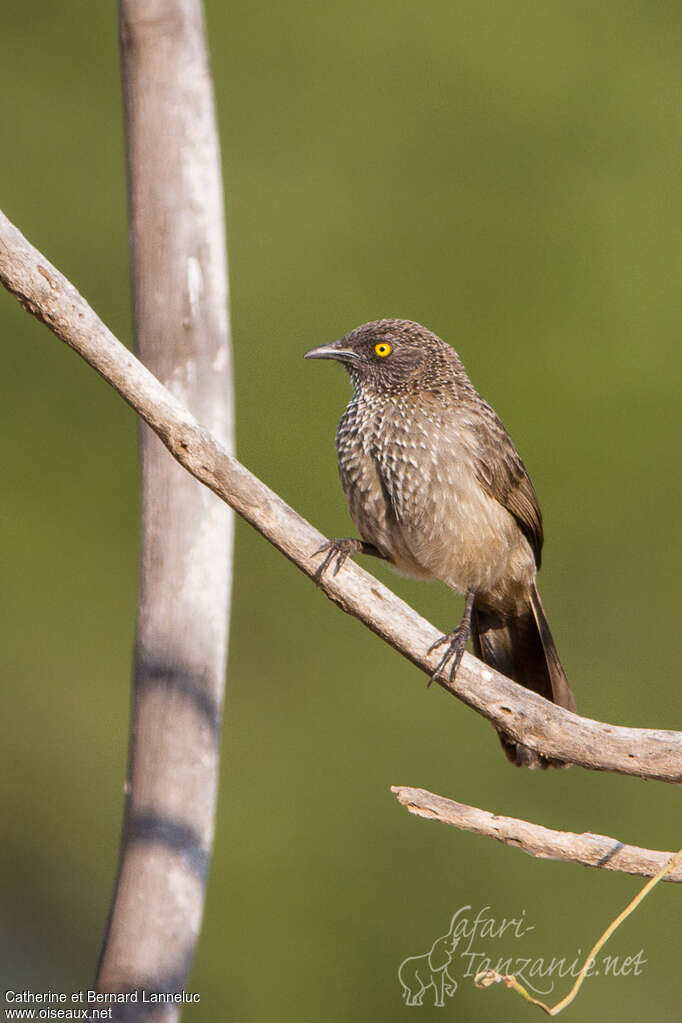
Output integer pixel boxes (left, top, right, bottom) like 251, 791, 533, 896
336, 394, 534, 595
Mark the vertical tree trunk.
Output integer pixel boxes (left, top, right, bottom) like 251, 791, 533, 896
95, 2, 233, 1017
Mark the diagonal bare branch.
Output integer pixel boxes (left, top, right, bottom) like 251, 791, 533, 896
1, 207, 681, 783
391, 786, 682, 882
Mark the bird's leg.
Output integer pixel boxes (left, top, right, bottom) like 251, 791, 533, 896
427, 589, 476, 686
312, 538, 386, 581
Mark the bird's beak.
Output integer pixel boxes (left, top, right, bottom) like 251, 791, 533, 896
304, 339, 360, 364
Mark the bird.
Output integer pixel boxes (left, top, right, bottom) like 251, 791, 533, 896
304, 318, 576, 768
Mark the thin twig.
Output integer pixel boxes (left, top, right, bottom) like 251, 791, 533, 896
391, 786, 682, 882
474, 848, 682, 1014
1, 207, 681, 783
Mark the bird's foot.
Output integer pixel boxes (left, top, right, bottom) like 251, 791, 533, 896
427, 625, 470, 686
312, 538, 362, 582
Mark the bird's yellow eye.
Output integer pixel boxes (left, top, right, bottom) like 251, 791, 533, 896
374, 342, 392, 357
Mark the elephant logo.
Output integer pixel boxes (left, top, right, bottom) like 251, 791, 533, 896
398, 909, 465, 1006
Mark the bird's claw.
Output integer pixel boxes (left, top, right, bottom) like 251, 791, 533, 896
427, 626, 469, 687
312, 538, 358, 582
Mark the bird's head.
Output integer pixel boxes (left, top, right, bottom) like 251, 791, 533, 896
304, 319, 463, 396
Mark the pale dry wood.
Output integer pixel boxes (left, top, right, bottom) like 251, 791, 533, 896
1, 209, 681, 785
94, 1, 234, 1016
392, 786, 682, 883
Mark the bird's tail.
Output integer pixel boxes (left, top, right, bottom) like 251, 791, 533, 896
471, 584, 576, 769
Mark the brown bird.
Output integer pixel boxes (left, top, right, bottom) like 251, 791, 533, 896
305, 318, 576, 768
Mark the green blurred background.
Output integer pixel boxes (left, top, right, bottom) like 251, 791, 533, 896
1, 2, 680, 1020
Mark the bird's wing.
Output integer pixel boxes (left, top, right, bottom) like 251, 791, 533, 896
469, 402, 544, 568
